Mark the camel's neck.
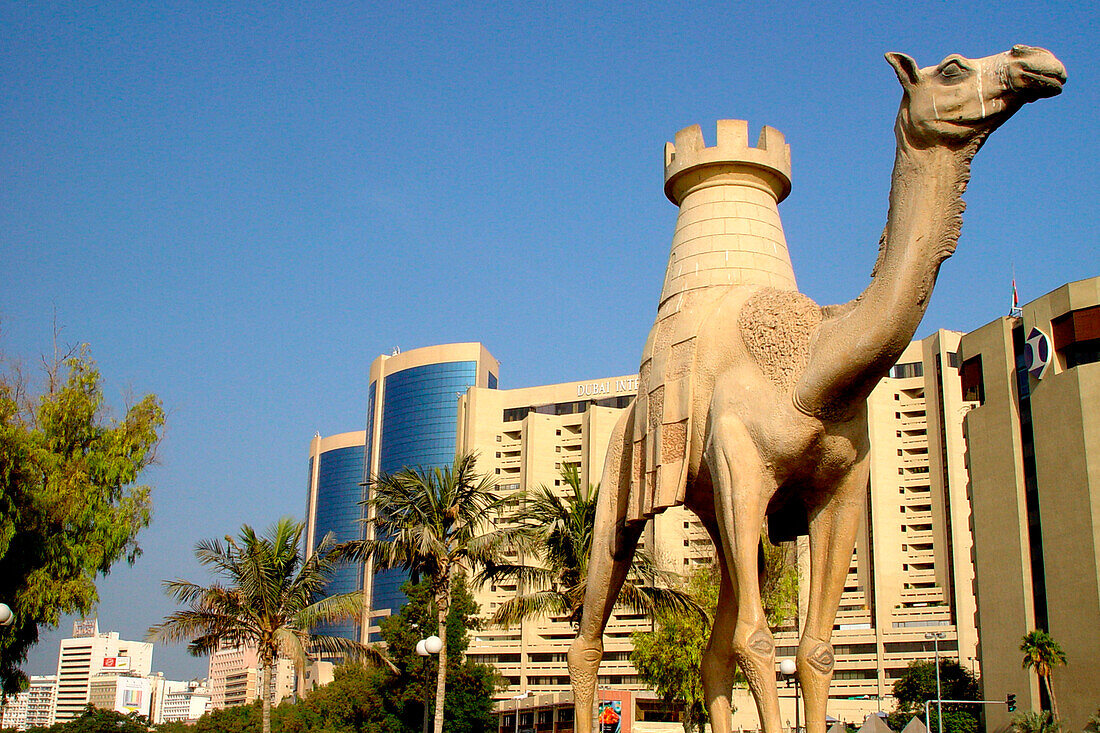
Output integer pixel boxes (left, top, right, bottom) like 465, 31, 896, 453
795, 128, 977, 419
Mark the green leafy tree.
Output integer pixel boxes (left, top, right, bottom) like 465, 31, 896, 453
0, 345, 164, 694
1009, 711, 1060, 733
889, 659, 980, 733
373, 577, 501, 733
26, 705, 151, 733
273, 663, 389, 733
190, 701, 261, 733
630, 539, 796, 733
1020, 630, 1067, 723
149, 518, 385, 733
1084, 708, 1100, 733
336, 452, 509, 733
479, 465, 698, 628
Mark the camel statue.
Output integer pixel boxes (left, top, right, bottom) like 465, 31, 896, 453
567, 45, 1065, 733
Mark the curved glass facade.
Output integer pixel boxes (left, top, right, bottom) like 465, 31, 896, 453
311, 444, 365, 641
369, 360, 479, 627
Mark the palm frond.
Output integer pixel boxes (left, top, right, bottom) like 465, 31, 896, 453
489, 590, 572, 628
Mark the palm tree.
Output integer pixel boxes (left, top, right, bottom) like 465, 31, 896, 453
478, 465, 700, 629
1020, 629, 1067, 723
1010, 711, 1060, 733
337, 452, 511, 733
149, 518, 385, 733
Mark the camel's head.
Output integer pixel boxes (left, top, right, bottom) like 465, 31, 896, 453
886, 45, 1066, 148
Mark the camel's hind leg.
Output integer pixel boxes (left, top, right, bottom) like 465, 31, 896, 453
798, 456, 869, 733
706, 412, 782, 733
568, 405, 643, 733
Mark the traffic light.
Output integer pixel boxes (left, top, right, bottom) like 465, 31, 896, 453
1007, 693, 1017, 712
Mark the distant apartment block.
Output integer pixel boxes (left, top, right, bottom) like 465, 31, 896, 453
160, 680, 211, 723
0, 689, 27, 730
88, 674, 153, 719
449, 331, 977, 723
53, 619, 153, 723
206, 645, 293, 710
25, 675, 56, 729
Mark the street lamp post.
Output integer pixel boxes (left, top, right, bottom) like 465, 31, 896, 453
0, 604, 13, 627
925, 632, 946, 733
416, 635, 443, 733
780, 659, 800, 733
512, 691, 531, 733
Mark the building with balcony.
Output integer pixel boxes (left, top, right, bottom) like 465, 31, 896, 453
206, 645, 294, 710
53, 620, 153, 723
960, 276, 1100, 732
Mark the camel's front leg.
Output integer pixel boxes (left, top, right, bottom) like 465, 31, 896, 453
700, 530, 739, 733
569, 405, 643, 733
707, 413, 782, 733
799, 456, 869, 733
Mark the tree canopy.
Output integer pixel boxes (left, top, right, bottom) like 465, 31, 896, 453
1020, 629, 1067, 723
630, 538, 797, 733
0, 345, 164, 693
888, 659, 980, 733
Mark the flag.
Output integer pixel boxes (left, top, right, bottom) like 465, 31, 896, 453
1012, 278, 1019, 311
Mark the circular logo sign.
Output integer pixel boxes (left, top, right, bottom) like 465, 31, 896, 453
1024, 327, 1052, 380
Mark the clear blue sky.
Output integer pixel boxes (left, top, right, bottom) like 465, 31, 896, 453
3, 2, 1097, 681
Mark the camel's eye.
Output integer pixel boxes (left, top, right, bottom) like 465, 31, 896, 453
940, 60, 967, 79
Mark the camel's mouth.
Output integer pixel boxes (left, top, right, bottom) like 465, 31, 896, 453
1016, 68, 1066, 98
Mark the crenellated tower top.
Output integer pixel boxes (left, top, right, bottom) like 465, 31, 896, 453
657, 120, 797, 308
663, 120, 792, 206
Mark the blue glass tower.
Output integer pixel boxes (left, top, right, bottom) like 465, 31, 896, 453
305, 431, 367, 642
363, 343, 499, 639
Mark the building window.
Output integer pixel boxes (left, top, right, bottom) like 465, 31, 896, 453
960, 355, 984, 404
1052, 305, 1100, 368
890, 361, 924, 379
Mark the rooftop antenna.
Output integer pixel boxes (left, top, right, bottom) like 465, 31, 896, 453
1010, 263, 1022, 317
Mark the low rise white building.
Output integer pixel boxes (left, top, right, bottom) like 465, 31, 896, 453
161, 681, 210, 723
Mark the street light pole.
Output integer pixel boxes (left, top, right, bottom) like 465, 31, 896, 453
925, 632, 946, 733
780, 659, 799, 733
0, 604, 13, 627
512, 691, 530, 733
416, 635, 443, 733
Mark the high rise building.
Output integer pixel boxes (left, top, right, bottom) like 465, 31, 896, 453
0, 689, 28, 730
960, 276, 1100, 732
305, 343, 500, 643
456, 373, 646, 693
53, 620, 153, 723
88, 675, 153, 719
160, 681, 211, 723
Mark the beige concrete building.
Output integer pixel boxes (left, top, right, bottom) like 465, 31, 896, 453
53, 620, 153, 723
458, 331, 978, 722
206, 645, 294, 710
88, 674, 153, 719
960, 277, 1100, 733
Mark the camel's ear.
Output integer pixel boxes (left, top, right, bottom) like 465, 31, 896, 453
885, 52, 921, 88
